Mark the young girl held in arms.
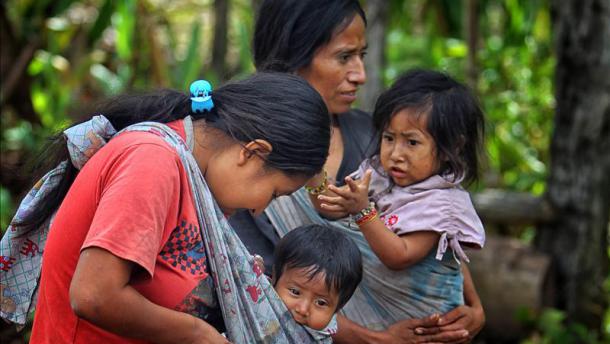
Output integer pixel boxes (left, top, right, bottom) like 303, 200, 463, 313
311, 69, 486, 317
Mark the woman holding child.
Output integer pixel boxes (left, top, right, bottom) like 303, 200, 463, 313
231, 0, 486, 342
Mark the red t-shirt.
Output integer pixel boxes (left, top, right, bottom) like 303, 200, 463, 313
30, 120, 221, 343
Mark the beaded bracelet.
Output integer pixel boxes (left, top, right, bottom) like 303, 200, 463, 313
353, 202, 378, 226
304, 170, 328, 195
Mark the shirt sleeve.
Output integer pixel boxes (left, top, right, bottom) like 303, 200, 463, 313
82, 141, 183, 277
387, 189, 485, 263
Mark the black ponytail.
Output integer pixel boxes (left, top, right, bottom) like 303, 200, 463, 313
14, 89, 193, 234
14, 73, 330, 235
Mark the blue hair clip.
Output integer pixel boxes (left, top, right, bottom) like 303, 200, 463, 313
190, 80, 214, 113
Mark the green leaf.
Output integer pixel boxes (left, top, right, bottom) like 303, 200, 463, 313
0, 187, 14, 234
176, 19, 203, 91
90, 63, 123, 95
114, 0, 136, 61
87, 0, 115, 47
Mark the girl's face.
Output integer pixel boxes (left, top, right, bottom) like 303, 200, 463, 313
379, 109, 441, 187
204, 143, 308, 216
298, 15, 367, 115
275, 267, 339, 331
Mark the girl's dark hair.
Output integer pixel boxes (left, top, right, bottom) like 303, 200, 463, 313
15, 72, 330, 234
272, 224, 363, 311
253, 0, 366, 72
372, 69, 485, 185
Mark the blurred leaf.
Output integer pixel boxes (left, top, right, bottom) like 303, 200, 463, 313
0, 187, 13, 234
236, 17, 254, 74
90, 63, 124, 94
175, 19, 203, 91
114, 0, 136, 61
48, 0, 76, 18
538, 308, 566, 335
87, 0, 115, 46
446, 39, 467, 58
3, 122, 36, 151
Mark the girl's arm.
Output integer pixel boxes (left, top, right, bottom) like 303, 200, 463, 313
320, 171, 439, 270
358, 219, 439, 270
70, 247, 230, 344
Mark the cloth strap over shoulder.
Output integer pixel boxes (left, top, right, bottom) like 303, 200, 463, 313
0, 115, 116, 327
0, 115, 330, 343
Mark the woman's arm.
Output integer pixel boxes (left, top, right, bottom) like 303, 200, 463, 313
306, 171, 349, 219
412, 264, 485, 343
436, 264, 485, 340
70, 247, 229, 344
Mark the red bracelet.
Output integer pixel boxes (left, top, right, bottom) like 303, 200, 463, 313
354, 202, 378, 226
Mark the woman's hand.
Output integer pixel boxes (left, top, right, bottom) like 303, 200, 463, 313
319, 169, 372, 215
333, 314, 469, 344
385, 314, 470, 344
435, 304, 485, 342
407, 305, 484, 344
430, 263, 485, 342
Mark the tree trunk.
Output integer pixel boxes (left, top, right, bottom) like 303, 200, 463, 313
535, 0, 610, 331
464, 0, 478, 89
473, 189, 554, 225
358, 0, 389, 112
212, 0, 229, 82
251, 0, 262, 14
468, 235, 553, 342
0, 4, 39, 124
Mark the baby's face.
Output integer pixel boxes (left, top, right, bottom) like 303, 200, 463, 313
275, 267, 339, 330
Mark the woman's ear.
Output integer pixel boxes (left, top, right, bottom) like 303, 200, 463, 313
237, 139, 273, 166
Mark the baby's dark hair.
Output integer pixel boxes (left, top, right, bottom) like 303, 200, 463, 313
272, 224, 363, 311
372, 69, 485, 185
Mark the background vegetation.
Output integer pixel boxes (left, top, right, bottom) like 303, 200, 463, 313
1, 0, 607, 343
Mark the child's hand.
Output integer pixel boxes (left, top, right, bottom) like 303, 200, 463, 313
318, 169, 372, 215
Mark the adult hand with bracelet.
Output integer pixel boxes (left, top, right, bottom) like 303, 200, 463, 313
304, 170, 329, 196
318, 169, 373, 216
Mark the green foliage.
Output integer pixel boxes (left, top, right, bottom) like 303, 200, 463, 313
384, 0, 554, 194
0, 187, 13, 233
519, 308, 605, 344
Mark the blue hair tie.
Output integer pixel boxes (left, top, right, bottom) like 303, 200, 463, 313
190, 80, 214, 113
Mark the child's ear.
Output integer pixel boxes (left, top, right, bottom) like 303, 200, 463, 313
237, 139, 273, 166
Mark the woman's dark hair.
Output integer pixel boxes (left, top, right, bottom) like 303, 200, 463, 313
253, 0, 366, 72
15, 72, 330, 234
371, 69, 485, 185
272, 224, 363, 311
